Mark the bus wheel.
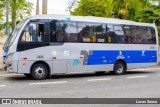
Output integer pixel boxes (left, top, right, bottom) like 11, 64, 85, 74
113, 61, 126, 75
31, 63, 48, 80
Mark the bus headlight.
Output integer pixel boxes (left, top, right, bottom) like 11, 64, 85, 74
7, 52, 14, 59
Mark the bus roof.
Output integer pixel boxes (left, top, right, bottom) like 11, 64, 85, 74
29, 14, 156, 27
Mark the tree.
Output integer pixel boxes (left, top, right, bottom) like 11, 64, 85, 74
112, 0, 151, 20
71, 0, 114, 18
0, 0, 5, 21
10, 0, 33, 31
67, 0, 78, 13
71, 0, 152, 20
136, 4, 160, 36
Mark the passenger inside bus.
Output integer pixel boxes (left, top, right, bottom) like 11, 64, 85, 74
38, 24, 45, 42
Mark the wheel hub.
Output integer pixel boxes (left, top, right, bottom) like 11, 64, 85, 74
116, 64, 123, 73
35, 67, 45, 77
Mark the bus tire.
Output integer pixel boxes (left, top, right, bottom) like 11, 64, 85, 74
113, 61, 126, 75
31, 63, 48, 80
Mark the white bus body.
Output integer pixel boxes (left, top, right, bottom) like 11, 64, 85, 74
2, 15, 159, 80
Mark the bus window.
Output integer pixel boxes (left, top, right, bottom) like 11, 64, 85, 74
21, 23, 37, 42
49, 20, 66, 42
78, 22, 96, 43
129, 26, 156, 44
113, 25, 125, 43
106, 24, 125, 43
95, 24, 106, 43
38, 24, 44, 42
151, 28, 156, 44
21, 22, 49, 43
65, 21, 79, 42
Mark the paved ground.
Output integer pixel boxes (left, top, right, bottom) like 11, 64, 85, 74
0, 66, 160, 106
0, 36, 7, 70
0, 45, 3, 71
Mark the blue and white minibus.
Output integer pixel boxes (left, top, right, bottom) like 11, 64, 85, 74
2, 14, 159, 80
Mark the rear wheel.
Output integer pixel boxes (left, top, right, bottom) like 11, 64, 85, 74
31, 63, 48, 80
113, 61, 126, 75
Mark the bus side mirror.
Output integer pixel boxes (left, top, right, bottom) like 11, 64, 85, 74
29, 26, 33, 35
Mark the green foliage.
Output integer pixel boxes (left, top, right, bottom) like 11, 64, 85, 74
137, 5, 160, 24
71, 0, 114, 17
113, 0, 150, 20
136, 4, 160, 36
71, 0, 160, 39
0, 0, 5, 20
0, 0, 33, 30
10, 0, 33, 30
71, 0, 151, 20
10, 0, 33, 21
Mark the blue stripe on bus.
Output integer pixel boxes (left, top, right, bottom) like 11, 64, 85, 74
87, 50, 157, 65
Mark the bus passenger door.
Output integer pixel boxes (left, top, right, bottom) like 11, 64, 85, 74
17, 19, 51, 74
49, 20, 67, 74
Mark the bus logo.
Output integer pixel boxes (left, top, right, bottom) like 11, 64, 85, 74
2, 99, 11, 104
142, 51, 145, 56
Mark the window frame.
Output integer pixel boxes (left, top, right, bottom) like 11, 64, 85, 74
19, 19, 50, 44
49, 19, 157, 44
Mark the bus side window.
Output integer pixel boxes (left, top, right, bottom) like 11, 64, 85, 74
151, 29, 156, 44
123, 25, 131, 44
65, 22, 79, 43
21, 20, 49, 42
49, 20, 66, 42
21, 23, 37, 42
37, 24, 44, 42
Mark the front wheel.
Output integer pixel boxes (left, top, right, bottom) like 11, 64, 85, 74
113, 61, 126, 75
31, 63, 48, 80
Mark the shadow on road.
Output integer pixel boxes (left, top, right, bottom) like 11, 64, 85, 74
3, 70, 155, 81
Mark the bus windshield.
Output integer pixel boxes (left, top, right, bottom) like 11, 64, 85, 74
4, 19, 28, 50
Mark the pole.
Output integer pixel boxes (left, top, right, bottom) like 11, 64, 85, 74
42, 0, 48, 14
6, 0, 10, 36
36, 0, 39, 15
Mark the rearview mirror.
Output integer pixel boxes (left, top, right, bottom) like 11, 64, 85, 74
29, 26, 33, 35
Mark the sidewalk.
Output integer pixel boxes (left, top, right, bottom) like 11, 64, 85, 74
0, 36, 6, 71
0, 36, 7, 44
0, 45, 3, 72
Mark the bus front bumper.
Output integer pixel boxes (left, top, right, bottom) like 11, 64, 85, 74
3, 61, 18, 73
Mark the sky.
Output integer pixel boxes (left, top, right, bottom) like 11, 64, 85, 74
26, 0, 70, 15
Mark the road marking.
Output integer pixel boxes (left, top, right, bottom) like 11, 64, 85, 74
130, 68, 160, 71
29, 81, 67, 85
127, 75, 148, 79
129, 68, 149, 71
0, 85, 6, 87
87, 78, 112, 82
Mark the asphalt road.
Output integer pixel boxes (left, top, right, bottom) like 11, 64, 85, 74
0, 66, 160, 107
